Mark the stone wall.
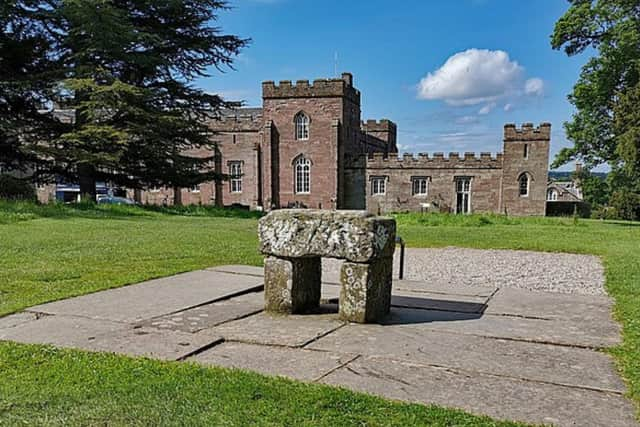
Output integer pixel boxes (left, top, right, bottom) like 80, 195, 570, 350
262, 91, 343, 209
361, 123, 551, 216
364, 152, 504, 214
208, 114, 262, 209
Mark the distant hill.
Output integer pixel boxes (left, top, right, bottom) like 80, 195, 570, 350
549, 171, 607, 181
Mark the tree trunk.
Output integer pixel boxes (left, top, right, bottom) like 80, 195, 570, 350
173, 186, 182, 206
214, 144, 223, 207
78, 163, 96, 202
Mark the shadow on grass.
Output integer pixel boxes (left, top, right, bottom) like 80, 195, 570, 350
0, 201, 263, 224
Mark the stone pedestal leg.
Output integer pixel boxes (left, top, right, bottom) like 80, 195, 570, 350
264, 256, 321, 314
339, 258, 393, 323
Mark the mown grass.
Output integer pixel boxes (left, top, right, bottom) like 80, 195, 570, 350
0, 202, 263, 316
0, 203, 638, 424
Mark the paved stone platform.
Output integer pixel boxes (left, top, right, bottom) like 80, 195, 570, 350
0, 253, 636, 427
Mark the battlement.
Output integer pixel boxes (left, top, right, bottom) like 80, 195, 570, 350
504, 122, 551, 142
207, 113, 263, 132
365, 151, 503, 169
361, 119, 397, 132
262, 74, 360, 104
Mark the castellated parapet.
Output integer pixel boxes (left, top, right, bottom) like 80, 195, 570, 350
262, 78, 360, 104
366, 151, 503, 169
504, 122, 551, 141
361, 119, 397, 133
207, 113, 263, 132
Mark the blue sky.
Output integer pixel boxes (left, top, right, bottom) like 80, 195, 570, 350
197, 0, 591, 171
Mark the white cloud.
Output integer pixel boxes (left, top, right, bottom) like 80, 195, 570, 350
478, 102, 496, 115
416, 49, 545, 113
417, 49, 524, 105
524, 77, 544, 96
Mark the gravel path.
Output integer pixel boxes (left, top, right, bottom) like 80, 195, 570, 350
322, 247, 606, 296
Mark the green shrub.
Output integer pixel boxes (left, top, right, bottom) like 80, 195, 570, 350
0, 175, 36, 201
609, 190, 640, 221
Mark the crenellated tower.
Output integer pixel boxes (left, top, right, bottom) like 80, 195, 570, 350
500, 123, 551, 215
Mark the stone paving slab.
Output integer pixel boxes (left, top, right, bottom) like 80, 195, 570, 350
307, 324, 625, 393
213, 312, 344, 348
0, 315, 222, 360
319, 356, 637, 427
137, 292, 264, 333
0, 312, 39, 329
383, 307, 621, 348
393, 279, 496, 298
26, 270, 263, 322
321, 282, 489, 313
193, 342, 355, 381
207, 265, 264, 277
487, 287, 617, 322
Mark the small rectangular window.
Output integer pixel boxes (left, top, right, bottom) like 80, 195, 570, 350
190, 184, 200, 193
371, 177, 386, 195
229, 161, 243, 193
412, 177, 429, 196
523, 144, 529, 159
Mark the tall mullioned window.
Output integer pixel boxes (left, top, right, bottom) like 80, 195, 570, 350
229, 161, 242, 193
455, 177, 471, 214
547, 189, 558, 201
294, 157, 310, 194
294, 112, 309, 140
519, 174, 529, 196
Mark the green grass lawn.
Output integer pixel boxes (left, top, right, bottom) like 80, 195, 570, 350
1, 202, 638, 425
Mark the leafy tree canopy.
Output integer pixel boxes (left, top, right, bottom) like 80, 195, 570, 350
551, 0, 640, 180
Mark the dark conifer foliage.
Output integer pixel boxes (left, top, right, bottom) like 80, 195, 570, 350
1, 1, 248, 201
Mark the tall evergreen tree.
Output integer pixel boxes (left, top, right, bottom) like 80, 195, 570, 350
52, 0, 248, 201
0, 1, 66, 180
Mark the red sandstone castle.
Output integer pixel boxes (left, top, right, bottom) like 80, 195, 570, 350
126, 72, 550, 216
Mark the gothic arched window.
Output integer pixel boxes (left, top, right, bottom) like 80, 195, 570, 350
294, 156, 311, 194
518, 173, 530, 197
294, 112, 309, 140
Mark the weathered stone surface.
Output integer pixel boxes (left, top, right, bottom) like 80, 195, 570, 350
258, 209, 396, 262
320, 356, 637, 427
340, 259, 392, 323
192, 342, 354, 381
383, 307, 621, 349
0, 315, 222, 360
390, 293, 487, 313
393, 278, 496, 298
264, 256, 321, 314
213, 312, 343, 347
137, 292, 264, 333
308, 324, 626, 393
27, 270, 263, 323
486, 287, 616, 322
206, 265, 264, 277
0, 312, 39, 330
